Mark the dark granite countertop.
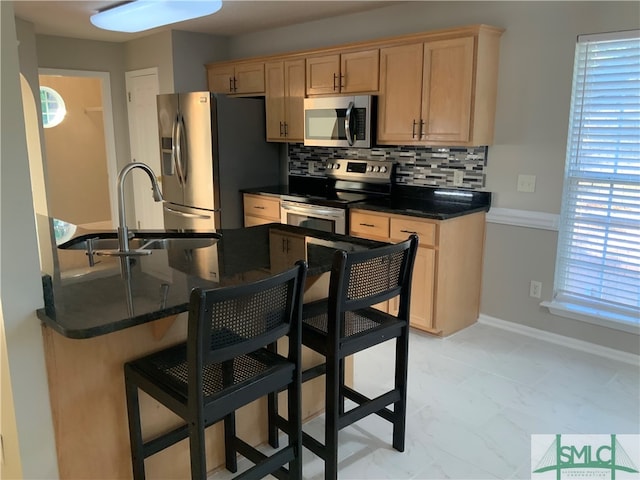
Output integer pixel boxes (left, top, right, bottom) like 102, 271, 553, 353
38, 223, 386, 339
244, 182, 491, 220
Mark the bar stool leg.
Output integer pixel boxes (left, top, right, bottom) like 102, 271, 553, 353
392, 329, 409, 452
188, 420, 207, 480
125, 373, 146, 480
223, 413, 238, 472
324, 354, 340, 480
267, 342, 280, 448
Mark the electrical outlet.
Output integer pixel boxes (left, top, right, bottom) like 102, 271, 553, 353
453, 170, 464, 187
530, 280, 542, 299
517, 174, 536, 193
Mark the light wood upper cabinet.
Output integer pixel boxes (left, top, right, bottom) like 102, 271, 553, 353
206, 24, 503, 145
306, 49, 379, 95
265, 59, 305, 142
378, 27, 502, 146
207, 61, 265, 95
422, 36, 474, 143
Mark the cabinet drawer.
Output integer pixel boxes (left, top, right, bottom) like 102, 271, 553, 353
350, 211, 389, 239
243, 195, 280, 221
390, 217, 436, 246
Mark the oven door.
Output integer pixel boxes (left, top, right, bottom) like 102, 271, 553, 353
280, 200, 346, 234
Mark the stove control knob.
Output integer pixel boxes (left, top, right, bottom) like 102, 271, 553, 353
327, 163, 334, 169
373, 165, 380, 173
380, 166, 388, 173
366, 165, 373, 172
334, 163, 340, 169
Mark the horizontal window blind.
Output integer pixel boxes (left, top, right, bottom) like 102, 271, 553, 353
554, 31, 640, 324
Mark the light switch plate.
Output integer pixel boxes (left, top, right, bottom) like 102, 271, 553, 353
517, 174, 536, 193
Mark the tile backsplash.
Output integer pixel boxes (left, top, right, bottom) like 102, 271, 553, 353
288, 144, 488, 189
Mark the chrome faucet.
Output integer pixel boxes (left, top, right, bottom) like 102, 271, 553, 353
117, 162, 163, 252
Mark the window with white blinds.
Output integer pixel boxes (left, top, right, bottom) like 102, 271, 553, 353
551, 30, 640, 331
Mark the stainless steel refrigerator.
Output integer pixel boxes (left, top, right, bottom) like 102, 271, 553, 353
157, 92, 280, 231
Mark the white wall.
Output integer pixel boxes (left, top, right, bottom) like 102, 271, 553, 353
226, 1, 640, 353
1, 3, 59, 477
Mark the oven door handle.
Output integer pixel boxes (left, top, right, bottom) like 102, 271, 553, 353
281, 203, 344, 218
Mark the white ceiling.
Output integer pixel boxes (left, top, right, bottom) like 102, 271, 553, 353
13, 0, 400, 43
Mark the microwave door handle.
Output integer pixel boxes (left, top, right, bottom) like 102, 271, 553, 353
344, 101, 355, 146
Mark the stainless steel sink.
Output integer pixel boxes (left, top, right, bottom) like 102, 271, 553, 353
58, 231, 221, 267
60, 235, 218, 252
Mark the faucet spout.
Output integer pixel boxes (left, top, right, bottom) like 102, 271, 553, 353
117, 162, 163, 252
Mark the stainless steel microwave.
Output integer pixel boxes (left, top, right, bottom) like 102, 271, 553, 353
303, 95, 374, 148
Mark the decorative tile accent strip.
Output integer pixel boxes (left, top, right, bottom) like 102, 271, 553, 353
287, 144, 488, 189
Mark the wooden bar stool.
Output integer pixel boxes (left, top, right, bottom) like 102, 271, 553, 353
269, 235, 418, 479
124, 261, 307, 480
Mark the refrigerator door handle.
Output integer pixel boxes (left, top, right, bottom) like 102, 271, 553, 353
174, 115, 186, 186
172, 116, 185, 186
176, 115, 188, 183
163, 205, 213, 219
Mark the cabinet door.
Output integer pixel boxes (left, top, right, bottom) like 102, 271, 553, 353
378, 43, 424, 144
283, 59, 306, 142
306, 54, 340, 95
265, 61, 286, 141
243, 194, 280, 223
341, 49, 379, 93
409, 247, 436, 330
207, 65, 234, 93
234, 62, 265, 94
269, 230, 306, 273
421, 36, 474, 143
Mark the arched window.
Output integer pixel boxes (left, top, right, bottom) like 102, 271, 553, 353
40, 86, 66, 128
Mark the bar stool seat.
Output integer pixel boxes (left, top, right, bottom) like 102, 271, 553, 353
124, 261, 307, 480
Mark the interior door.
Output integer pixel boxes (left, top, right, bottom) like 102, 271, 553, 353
125, 69, 163, 228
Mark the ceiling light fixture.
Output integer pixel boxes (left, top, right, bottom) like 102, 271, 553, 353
90, 0, 223, 33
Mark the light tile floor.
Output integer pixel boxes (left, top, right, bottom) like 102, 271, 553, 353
208, 323, 640, 479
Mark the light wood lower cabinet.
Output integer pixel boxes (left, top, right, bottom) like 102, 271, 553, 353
350, 208, 486, 336
243, 193, 281, 226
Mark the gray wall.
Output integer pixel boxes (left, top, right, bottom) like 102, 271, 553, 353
171, 30, 229, 92
227, 1, 640, 353
1, 3, 59, 477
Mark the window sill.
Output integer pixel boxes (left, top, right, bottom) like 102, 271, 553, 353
541, 300, 640, 335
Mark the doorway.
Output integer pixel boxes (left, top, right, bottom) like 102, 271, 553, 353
38, 69, 118, 230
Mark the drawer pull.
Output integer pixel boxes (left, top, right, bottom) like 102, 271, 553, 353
400, 229, 418, 234
253, 206, 265, 209
360, 223, 376, 227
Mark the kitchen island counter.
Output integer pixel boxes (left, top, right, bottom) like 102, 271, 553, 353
38, 223, 385, 339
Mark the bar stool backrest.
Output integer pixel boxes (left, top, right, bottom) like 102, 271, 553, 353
186, 262, 306, 401
329, 235, 418, 337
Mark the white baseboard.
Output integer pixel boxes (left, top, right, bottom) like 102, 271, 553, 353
478, 314, 640, 366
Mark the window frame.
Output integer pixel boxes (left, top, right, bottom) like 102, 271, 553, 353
545, 29, 640, 335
